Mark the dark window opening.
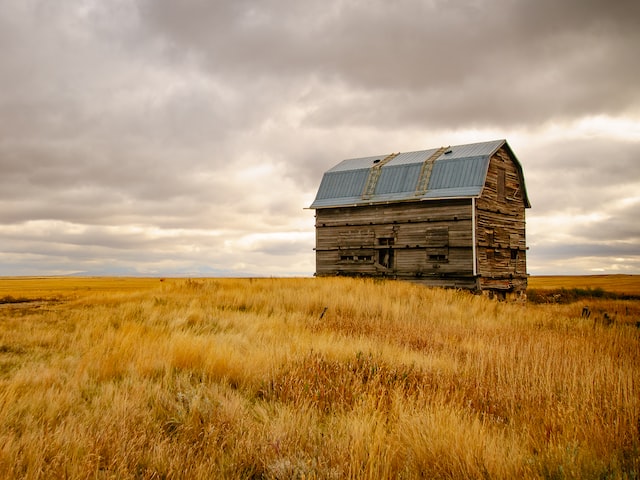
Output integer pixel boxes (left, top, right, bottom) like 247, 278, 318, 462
378, 237, 394, 268
340, 254, 373, 263
486, 248, 495, 260
510, 248, 520, 272
428, 254, 447, 262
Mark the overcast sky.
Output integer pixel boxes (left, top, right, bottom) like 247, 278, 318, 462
1, 0, 639, 277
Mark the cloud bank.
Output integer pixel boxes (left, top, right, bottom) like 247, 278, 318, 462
1, 0, 639, 276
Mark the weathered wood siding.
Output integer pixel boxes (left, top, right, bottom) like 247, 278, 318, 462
475, 146, 528, 291
315, 199, 475, 284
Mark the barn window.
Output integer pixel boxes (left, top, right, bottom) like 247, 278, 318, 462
485, 229, 494, 246
377, 237, 394, 268
510, 249, 518, 260
340, 251, 374, 263
497, 168, 506, 199
486, 248, 495, 260
426, 226, 449, 262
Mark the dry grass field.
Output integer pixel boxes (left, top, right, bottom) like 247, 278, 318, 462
0, 276, 638, 479
529, 275, 640, 296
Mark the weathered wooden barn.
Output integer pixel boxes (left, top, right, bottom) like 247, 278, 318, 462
309, 139, 531, 296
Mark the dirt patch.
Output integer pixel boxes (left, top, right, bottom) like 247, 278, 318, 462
0, 296, 62, 314
526, 287, 640, 304
0, 295, 39, 305
0, 344, 26, 354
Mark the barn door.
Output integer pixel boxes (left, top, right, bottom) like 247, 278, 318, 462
377, 237, 395, 269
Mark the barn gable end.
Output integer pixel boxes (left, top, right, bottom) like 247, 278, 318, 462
310, 139, 530, 296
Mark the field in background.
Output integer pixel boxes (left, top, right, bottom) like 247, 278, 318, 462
0, 276, 162, 298
3, 274, 639, 297
528, 274, 640, 296
0, 276, 638, 478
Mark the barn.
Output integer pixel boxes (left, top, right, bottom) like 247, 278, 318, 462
309, 139, 531, 297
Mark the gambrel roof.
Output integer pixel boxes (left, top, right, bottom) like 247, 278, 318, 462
310, 139, 530, 209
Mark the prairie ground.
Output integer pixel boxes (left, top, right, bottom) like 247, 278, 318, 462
0, 276, 638, 479
528, 274, 640, 296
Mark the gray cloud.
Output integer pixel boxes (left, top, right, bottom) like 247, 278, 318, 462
138, 0, 640, 127
0, 0, 638, 276
568, 200, 640, 243
524, 137, 640, 215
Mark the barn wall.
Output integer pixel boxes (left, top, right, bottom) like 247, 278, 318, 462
475, 146, 528, 291
315, 199, 475, 283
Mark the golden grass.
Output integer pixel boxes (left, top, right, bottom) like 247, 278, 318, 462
0, 276, 164, 299
0, 276, 638, 479
529, 274, 640, 296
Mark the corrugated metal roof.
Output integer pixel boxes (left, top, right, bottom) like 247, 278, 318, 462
429, 155, 488, 191
312, 169, 369, 202
385, 149, 440, 166
375, 164, 422, 195
309, 139, 530, 208
327, 155, 385, 172
437, 139, 504, 160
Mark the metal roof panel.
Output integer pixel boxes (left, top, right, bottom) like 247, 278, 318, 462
310, 169, 369, 207
385, 149, 439, 166
428, 156, 488, 190
437, 139, 504, 160
375, 164, 422, 195
327, 155, 386, 172
422, 186, 483, 199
